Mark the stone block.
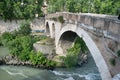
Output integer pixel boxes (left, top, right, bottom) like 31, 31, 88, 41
93, 18, 104, 29
109, 21, 120, 34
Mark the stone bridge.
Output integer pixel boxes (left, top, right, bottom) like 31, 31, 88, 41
45, 12, 120, 80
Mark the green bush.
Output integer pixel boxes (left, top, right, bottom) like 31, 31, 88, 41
18, 21, 31, 36
46, 60, 56, 67
75, 37, 88, 53
30, 51, 56, 67
30, 51, 45, 65
32, 35, 47, 43
8, 38, 22, 56
61, 37, 88, 68
52, 17, 57, 21
0, 37, 3, 46
1, 32, 14, 46
64, 54, 78, 68
19, 49, 30, 61
8, 36, 33, 57
20, 36, 33, 51
61, 37, 81, 68
117, 50, 120, 57
58, 16, 64, 24
109, 58, 116, 66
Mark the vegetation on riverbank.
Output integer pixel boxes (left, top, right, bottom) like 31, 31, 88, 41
0, 21, 56, 68
60, 37, 88, 68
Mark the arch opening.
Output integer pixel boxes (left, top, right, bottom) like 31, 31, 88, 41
46, 22, 50, 36
52, 23, 55, 38
59, 31, 78, 54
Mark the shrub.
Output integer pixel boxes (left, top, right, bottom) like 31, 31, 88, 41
0, 37, 3, 46
19, 49, 30, 61
52, 17, 57, 21
64, 54, 78, 68
8, 38, 22, 56
8, 36, 33, 57
18, 21, 31, 36
117, 50, 120, 57
29, 51, 56, 67
109, 58, 116, 66
1, 32, 14, 46
46, 60, 56, 67
61, 37, 89, 68
58, 16, 64, 24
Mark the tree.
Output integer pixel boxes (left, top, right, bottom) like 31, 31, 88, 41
2, 0, 14, 21
18, 21, 31, 36
1, 32, 14, 46
47, 0, 120, 15
0, 0, 44, 21
20, 36, 33, 51
8, 35, 33, 57
8, 38, 22, 56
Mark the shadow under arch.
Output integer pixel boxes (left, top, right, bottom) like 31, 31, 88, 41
59, 31, 78, 54
52, 23, 55, 38
46, 22, 50, 36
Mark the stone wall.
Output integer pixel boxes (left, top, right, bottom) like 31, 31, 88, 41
0, 18, 45, 34
33, 43, 55, 55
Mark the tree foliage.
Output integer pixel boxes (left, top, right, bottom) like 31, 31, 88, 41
18, 21, 31, 36
117, 50, 120, 57
109, 58, 116, 66
48, 0, 120, 15
1, 32, 14, 46
30, 51, 56, 67
0, 0, 44, 21
0, 21, 56, 67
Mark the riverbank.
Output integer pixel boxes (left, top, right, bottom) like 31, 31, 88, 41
0, 51, 102, 80
0, 55, 55, 70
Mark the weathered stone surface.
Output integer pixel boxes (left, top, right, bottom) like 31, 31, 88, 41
0, 18, 45, 34
33, 43, 55, 55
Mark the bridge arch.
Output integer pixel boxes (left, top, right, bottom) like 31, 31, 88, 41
56, 23, 112, 80
45, 20, 57, 38
58, 31, 78, 54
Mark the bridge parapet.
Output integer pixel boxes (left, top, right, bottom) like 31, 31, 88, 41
46, 12, 120, 42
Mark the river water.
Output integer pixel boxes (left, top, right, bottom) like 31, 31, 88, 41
0, 46, 102, 80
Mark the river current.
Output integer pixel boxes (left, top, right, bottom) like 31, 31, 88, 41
0, 47, 119, 80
